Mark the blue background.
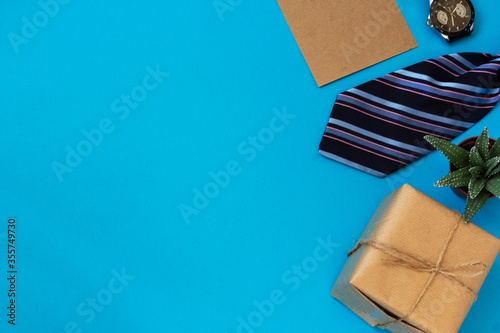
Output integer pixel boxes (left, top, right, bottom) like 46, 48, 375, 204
1, 1, 500, 332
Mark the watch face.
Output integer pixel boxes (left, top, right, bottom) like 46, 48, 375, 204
430, 0, 474, 37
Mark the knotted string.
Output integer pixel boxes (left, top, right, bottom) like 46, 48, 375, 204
347, 212, 487, 329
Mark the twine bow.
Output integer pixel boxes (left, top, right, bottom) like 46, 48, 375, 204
347, 212, 487, 328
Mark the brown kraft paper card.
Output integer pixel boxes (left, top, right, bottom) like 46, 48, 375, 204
276, 0, 418, 87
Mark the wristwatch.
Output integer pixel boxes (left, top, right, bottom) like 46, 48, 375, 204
427, 0, 475, 42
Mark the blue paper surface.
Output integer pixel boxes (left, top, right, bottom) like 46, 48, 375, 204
1, 1, 499, 332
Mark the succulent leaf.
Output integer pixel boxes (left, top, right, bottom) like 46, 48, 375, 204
485, 157, 500, 176
469, 166, 484, 178
464, 189, 490, 223
489, 136, 500, 158
489, 164, 500, 178
468, 176, 486, 199
434, 167, 470, 188
469, 146, 485, 167
485, 174, 500, 197
424, 135, 469, 168
475, 127, 490, 161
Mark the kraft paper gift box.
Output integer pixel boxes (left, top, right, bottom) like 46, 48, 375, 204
332, 184, 500, 333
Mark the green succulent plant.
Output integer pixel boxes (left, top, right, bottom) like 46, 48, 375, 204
424, 127, 500, 223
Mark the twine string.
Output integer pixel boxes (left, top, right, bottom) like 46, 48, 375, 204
347, 212, 487, 328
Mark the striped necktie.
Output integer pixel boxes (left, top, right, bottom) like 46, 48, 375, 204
319, 53, 500, 178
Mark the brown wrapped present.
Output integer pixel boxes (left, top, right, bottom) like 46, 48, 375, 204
332, 184, 500, 333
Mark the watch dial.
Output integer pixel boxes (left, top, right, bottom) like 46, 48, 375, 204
430, 0, 472, 33
455, 4, 467, 17
437, 10, 449, 25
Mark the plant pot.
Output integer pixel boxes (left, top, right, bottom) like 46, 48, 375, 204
449, 136, 497, 199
